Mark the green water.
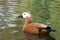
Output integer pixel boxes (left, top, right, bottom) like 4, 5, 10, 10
0, 0, 60, 40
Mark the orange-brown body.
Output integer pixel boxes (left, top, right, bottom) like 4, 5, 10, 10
23, 17, 49, 35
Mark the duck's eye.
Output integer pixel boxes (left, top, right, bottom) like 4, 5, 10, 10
24, 14, 25, 15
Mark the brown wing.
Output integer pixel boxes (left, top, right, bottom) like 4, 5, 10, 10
23, 22, 49, 35
34, 23, 49, 35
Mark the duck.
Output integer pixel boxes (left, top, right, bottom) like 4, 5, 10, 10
18, 12, 55, 39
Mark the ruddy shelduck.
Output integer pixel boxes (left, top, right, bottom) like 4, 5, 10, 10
18, 12, 55, 39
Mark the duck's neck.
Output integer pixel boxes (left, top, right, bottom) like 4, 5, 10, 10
25, 17, 32, 24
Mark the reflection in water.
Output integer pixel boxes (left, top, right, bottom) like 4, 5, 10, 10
0, 5, 4, 9
0, 32, 2, 33
0, 12, 5, 16
0, 26, 6, 29
12, 31, 18, 33
8, 9, 14, 12
7, 24, 16, 27
9, 30, 18, 34
8, 8, 14, 13
4, 19, 9, 22
8, 17, 16, 21
0, 0, 23, 40
46, 34, 55, 40
0, 24, 6, 29
0, 19, 2, 21
11, 14, 19, 17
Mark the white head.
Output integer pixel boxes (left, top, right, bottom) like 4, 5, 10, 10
21, 12, 31, 18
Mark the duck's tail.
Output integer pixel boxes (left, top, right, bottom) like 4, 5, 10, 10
45, 26, 56, 32
37, 26, 56, 39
